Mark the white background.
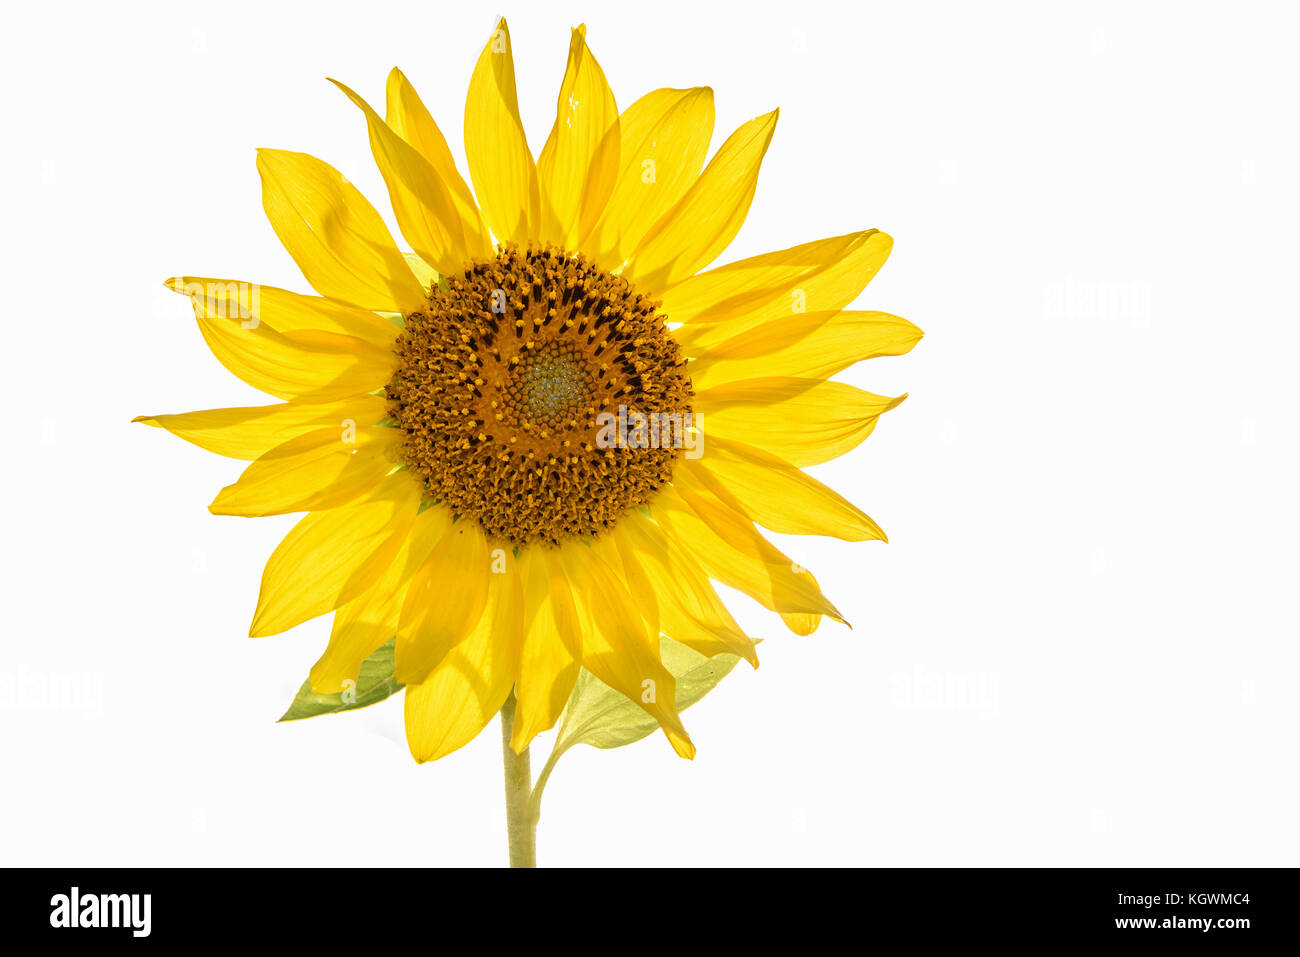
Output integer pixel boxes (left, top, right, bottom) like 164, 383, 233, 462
2, 0, 1296, 867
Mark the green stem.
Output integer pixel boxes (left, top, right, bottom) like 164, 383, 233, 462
499, 693, 536, 868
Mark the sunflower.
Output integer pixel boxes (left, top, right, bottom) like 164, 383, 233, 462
137, 20, 920, 770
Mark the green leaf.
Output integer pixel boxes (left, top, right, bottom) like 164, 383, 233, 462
553, 638, 742, 753
527, 638, 747, 819
277, 638, 403, 722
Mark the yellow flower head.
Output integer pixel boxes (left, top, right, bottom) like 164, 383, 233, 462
137, 19, 922, 765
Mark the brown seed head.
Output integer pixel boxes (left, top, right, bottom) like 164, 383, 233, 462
387, 243, 693, 546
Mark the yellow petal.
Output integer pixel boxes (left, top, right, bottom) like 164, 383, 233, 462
402, 253, 435, 291
536, 25, 619, 248
509, 548, 582, 752
666, 230, 893, 349
780, 565, 826, 637
404, 564, 522, 763
584, 87, 714, 269
256, 148, 424, 313
616, 513, 759, 666
688, 310, 923, 388
250, 473, 421, 637
395, 519, 492, 685
558, 538, 694, 758
622, 109, 778, 294
208, 426, 397, 517
651, 485, 844, 624
308, 507, 440, 693
331, 79, 489, 276
164, 277, 398, 348
194, 317, 392, 402
133, 394, 386, 460
164, 280, 395, 401
696, 377, 906, 466
603, 525, 661, 641
385, 68, 493, 258
682, 435, 887, 541
311, 589, 402, 696
464, 18, 540, 244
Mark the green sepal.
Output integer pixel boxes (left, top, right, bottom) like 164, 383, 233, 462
278, 638, 403, 722
553, 638, 742, 752
526, 637, 747, 817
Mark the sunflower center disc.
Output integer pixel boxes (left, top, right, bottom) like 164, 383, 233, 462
388, 244, 693, 546
513, 344, 587, 423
